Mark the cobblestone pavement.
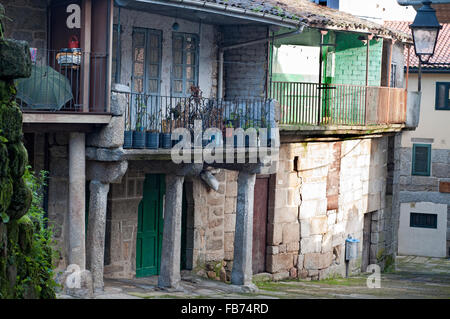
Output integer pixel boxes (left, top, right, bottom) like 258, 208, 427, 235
59, 256, 450, 299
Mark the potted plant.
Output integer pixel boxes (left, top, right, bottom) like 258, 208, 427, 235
160, 112, 172, 149
132, 95, 146, 149
145, 111, 160, 149
123, 108, 133, 149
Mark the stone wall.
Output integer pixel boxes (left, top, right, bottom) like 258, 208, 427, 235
220, 25, 269, 99
104, 161, 238, 280
44, 132, 71, 273
114, 8, 218, 98
2, 0, 48, 49
393, 138, 450, 257
266, 137, 393, 280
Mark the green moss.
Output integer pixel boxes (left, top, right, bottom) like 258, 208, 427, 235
383, 254, 396, 273
0, 101, 23, 144
7, 177, 32, 220
0, 142, 9, 176
17, 215, 33, 254
7, 143, 27, 178
0, 175, 12, 215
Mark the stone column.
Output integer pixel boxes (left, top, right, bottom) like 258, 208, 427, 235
231, 171, 256, 286
68, 132, 87, 269
86, 180, 110, 292
158, 174, 185, 289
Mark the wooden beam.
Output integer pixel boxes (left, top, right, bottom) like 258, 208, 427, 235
105, 0, 114, 113
81, 0, 92, 113
22, 113, 111, 124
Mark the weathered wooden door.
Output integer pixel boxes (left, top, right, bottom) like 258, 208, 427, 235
252, 176, 269, 274
136, 174, 165, 277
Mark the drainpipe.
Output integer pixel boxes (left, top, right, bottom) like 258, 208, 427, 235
217, 26, 304, 99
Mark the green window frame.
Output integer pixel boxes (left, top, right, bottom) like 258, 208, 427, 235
435, 82, 450, 110
412, 143, 431, 176
131, 27, 162, 95
171, 32, 199, 97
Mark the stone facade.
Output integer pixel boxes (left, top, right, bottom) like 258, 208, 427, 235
2, 0, 48, 49
30, 132, 71, 273
220, 25, 269, 99
103, 162, 239, 280
113, 8, 219, 99
264, 137, 394, 280
392, 134, 450, 257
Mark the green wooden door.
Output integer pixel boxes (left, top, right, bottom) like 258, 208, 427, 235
136, 174, 165, 277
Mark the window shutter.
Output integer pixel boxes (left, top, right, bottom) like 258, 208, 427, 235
412, 144, 431, 176
435, 82, 450, 110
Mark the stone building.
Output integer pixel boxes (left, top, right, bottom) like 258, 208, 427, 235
385, 20, 450, 258
3, 0, 420, 296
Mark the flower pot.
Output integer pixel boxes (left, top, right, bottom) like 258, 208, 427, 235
160, 133, 172, 149
123, 131, 133, 149
145, 132, 159, 149
132, 131, 146, 149
172, 135, 183, 147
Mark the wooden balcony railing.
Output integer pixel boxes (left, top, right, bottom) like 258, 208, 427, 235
270, 81, 406, 126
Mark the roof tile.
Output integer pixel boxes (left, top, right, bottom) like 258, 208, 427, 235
384, 20, 450, 69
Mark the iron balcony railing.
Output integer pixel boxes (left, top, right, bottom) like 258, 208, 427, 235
270, 81, 407, 126
122, 93, 277, 133
119, 92, 279, 149
15, 48, 108, 113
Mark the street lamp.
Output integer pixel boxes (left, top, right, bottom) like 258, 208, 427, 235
409, 1, 442, 63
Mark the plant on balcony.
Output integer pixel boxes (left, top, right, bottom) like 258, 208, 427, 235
132, 95, 146, 149
145, 110, 160, 149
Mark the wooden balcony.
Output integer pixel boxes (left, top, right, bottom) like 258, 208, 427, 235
270, 81, 407, 138
17, 48, 111, 127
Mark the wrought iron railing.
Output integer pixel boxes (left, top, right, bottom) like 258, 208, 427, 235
270, 81, 406, 126
15, 48, 108, 113
122, 93, 277, 133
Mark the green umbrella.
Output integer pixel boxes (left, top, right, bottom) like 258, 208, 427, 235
15, 65, 74, 111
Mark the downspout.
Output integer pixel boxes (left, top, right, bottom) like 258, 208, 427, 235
217, 26, 304, 99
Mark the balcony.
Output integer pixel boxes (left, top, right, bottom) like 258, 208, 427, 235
120, 91, 278, 150
16, 49, 111, 126
270, 81, 408, 137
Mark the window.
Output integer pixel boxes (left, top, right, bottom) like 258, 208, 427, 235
112, 24, 121, 84
131, 28, 162, 95
435, 82, 450, 110
410, 212, 437, 229
412, 144, 431, 176
390, 63, 397, 88
172, 33, 199, 96
312, 0, 339, 9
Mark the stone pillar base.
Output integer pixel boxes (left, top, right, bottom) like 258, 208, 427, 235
58, 269, 94, 298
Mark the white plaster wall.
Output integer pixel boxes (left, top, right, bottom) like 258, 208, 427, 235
402, 73, 450, 150
339, 0, 416, 23
114, 8, 218, 98
398, 202, 448, 257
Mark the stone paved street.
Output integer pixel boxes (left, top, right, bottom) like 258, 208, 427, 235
58, 256, 450, 299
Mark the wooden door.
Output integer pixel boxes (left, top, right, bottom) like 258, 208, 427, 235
136, 174, 165, 277
252, 176, 269, 274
